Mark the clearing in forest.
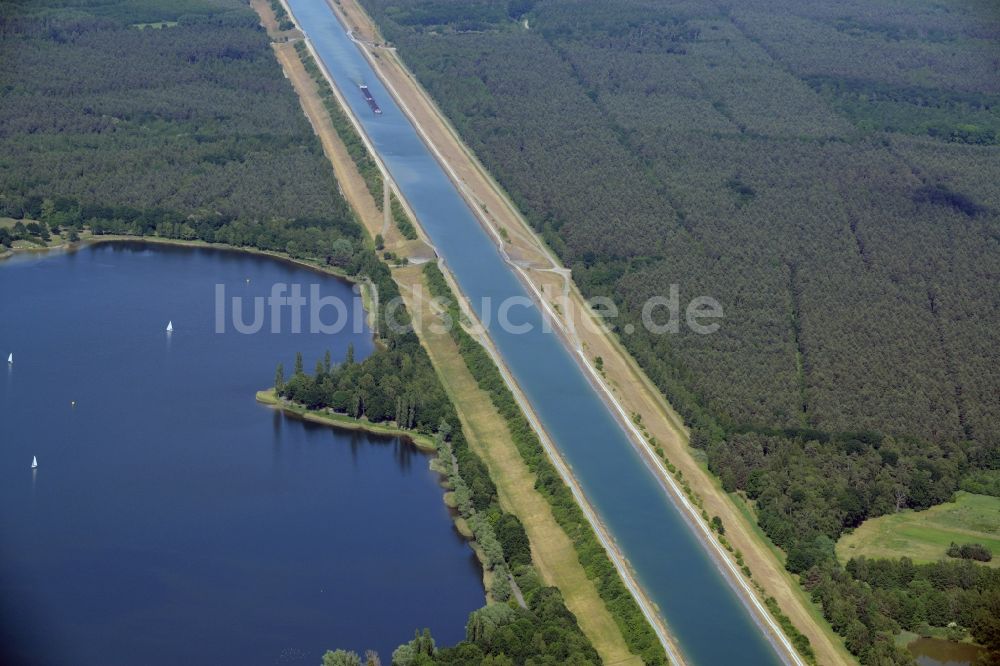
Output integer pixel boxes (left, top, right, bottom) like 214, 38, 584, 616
837, 492, 1000, 567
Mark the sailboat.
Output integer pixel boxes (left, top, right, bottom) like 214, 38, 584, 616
31, 456, 38, 470
166, 320, 173, 333
6, 352, 11, 364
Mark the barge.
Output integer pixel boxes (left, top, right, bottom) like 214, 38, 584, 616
359, 84, 382, 114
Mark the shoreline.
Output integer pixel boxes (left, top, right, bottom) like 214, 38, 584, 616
0, 234, 382, 335
87, 235, 355, 280
255, 388, 437, 452
3, 233, 349, 281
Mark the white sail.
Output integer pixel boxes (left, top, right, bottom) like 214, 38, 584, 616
6, 353, 11, 364
31, 456, 37, 469
166, 321, 173, 332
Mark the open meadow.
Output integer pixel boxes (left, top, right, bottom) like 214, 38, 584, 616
837, 492, 1000, 567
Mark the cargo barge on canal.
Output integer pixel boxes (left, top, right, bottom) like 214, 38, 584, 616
359, 85, 382, 114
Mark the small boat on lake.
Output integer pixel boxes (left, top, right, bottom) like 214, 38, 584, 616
7, 352, 11, 364
166, 321, 173, 332
31, 456, 38, 470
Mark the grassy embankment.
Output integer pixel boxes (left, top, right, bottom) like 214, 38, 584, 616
421, 262, 668, 665
837, 492, 1000, 567
394, 265, 643, 665
255, 12, 659, 658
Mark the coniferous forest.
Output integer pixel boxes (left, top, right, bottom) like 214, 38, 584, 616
356, 0, 1000, 663
4, 0, 1000, 663
0, 0, 358, 261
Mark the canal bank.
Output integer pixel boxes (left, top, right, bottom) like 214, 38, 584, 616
290, 3, 849, 661
278, 0, 791, 663
273, 3, 678, 659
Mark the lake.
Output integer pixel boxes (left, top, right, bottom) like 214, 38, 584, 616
0, 243, 484, 665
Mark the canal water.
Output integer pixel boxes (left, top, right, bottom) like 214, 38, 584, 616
0, 244, 484, 664
283, 1, 784, 663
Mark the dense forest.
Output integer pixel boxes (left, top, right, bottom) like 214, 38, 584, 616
356, 0, 1000, 446
0, 0, 361, 263
808, 558, 1000, 662
356, 0, 1000, 662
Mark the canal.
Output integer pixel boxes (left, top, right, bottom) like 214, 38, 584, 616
281, 1, 785, 663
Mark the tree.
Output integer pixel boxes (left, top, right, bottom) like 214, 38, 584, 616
947, 542, 993, 562
894, 485, 908, 512
275, 362, 285, 393
392, 630, 435, 665
489, 565, 511, 601
346, 343, 355, 365
294, 351, 304, 376
322, 649, 362, 666
495, 513, 531, 567
390, 644, 414, 666
843, 619, 870, 655
413, 629, 435, 657
324, 349, 332, 374
711, 516, 725, 535
481, 655, 514, 666
466, 604, 517, 645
